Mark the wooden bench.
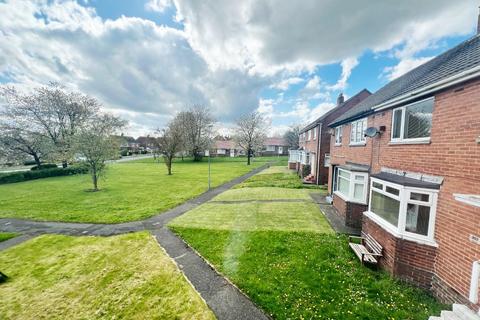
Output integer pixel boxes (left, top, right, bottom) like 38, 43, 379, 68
348, 232, 383, 265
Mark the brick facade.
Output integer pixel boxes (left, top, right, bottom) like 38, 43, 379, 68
333, 194, 366, 230
329, 78, 480, 311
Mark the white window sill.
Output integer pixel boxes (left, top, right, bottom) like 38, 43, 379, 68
389, 138, 431, 145
363, 211, 438, 247
333, 191, 367, 205
349, 142, 366, 147
454, 194, 480, 208
334, 143, 342, 147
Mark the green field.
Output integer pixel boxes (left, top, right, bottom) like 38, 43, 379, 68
170, 167, 445, 320
0, 232, 215, 320
0, 157, 283, 223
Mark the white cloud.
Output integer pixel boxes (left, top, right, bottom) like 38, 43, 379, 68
271, 77, 304, 90
328, 57, 359, 90
145, 0, 172, 13
0, 0, 267, 136
305, 76, 321, 90
257, 98, 274, 114
175, 0, 476, 75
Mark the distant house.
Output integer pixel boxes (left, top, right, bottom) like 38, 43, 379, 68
211, 139, 241, 157
262, 137, 289, 156
136, 136, 157, 151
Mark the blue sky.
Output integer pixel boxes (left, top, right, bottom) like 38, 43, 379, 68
0, 0, 477, 136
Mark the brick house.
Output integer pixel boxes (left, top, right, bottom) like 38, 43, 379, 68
327, 34, 480, 311
288, 89, 371, 184
212, 139, 241, 157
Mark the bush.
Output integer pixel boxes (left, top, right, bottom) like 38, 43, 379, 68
0, 164, 89, 185
120, 149, 129, 157
31, 164, 58, 171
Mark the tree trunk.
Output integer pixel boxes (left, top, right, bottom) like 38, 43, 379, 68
33, 153, 41, 167
62, 160, 68, 168
247, 148, 251, 165
92, 167, 98, 191
166, 157, 172, 175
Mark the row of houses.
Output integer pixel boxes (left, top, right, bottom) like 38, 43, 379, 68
211, 137, 289, 157
289, 32, 480, 312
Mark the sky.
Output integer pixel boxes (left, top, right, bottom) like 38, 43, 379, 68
0, 0, 478, 137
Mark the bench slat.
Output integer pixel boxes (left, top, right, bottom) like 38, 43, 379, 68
350, 233, 383, 265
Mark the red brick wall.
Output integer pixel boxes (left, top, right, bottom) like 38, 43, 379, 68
333, 194, 366, 229
330, 78, 480, 308
363, 216, 437, 290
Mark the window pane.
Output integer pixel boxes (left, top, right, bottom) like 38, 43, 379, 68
355, 175, 365, 181
338, 177, 350, 195
410, 192, 429, 202
405, 203, 430, 236
403, 99, 433, 139
372, 182, 383, 189
392, 109, 402, 139
353, 183, 364, 201
371, 191, 400, 227
339, 170, 350, 179
386, 186, 400, 196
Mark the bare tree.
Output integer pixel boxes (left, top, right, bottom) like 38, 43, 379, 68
177, 105, 214, 161
0, 126, 50, 166
234, 111, 268, 165
156, 117, 183, 175
75, 114, 126, 191
284, 125, 301, 150
1, 84, 99, 167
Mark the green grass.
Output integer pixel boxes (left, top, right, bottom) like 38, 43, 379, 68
212, 187, 314, 201
0, 158, 268, 223
169, 201, 333, 233
0, 232, 17, 242
169, 168, 445, 319
0, 232, 215, 320
171, 229, 445, 320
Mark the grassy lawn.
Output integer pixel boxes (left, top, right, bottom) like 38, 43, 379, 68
0, 232, 17, 242
0, 157, 284, 223
170, 167, 445, 319
0, 232, 215, 320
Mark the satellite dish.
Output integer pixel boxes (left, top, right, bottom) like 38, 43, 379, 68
364, 127, 380, 137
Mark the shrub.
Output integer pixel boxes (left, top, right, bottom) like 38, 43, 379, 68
302, 164, 311, 177
31, 164, 58, 171
0, 164, 89, 185
120, 149, 129, 157
23, 160, 38, 166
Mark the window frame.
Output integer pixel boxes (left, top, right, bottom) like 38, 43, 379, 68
313, 127, 317, 140
390, 97, 434, 144
333, 167, 368, 204
367, 177, 438, 245
349, 118, 367, 146
334, 126, 343, 146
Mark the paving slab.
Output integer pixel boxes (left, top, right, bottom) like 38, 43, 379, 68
310, 193, 360, 235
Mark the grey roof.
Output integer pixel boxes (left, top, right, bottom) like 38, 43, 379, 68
330, 34, 480, 127
339, 162, 370, 172
300, 89, 371, 133
371, 172, 441, 190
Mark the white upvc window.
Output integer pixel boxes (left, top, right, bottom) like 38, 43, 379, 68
313, 127, 317, 140
350, 118, 367, 145
333, 167, 368, 204
266, 145, 275, 152
334, 126, 342, 145
324, 153, 330, 167
307, 130, 311, 141
217, 149, 226, 155
367, 177, 438, 245
391, 97, 434, 143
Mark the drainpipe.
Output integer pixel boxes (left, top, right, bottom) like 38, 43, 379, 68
470, 260, 480, 304
316, 123, 322, 185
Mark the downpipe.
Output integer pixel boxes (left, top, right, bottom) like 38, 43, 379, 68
469, 260, 480, 304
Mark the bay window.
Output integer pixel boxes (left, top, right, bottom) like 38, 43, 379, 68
391, 97, 434, 143
350, 118, 367, 145
334, 167, 368, 204
367, 177, 438, 244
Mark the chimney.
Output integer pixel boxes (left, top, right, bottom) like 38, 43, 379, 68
337, 93, 345, 105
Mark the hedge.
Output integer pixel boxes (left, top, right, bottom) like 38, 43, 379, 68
0, 165, 89, 185
31, 164, 58, 171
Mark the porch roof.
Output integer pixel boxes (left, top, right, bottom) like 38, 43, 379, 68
371, 172, 441, 190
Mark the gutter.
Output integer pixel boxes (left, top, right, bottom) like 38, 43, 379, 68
373, 65, 480, 112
